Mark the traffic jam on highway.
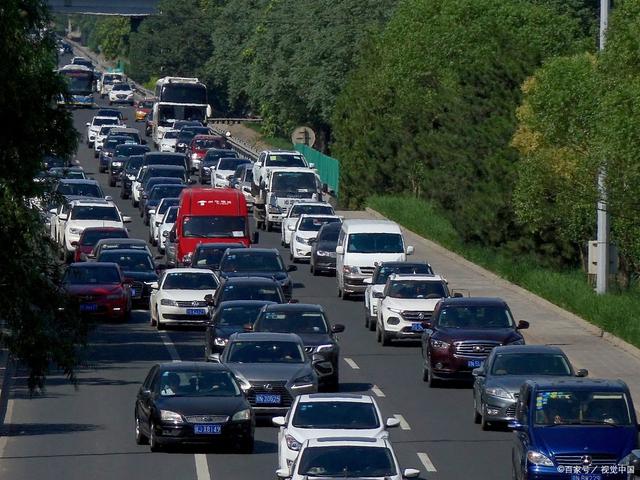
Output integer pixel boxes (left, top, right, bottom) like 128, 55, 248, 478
36, 52, 640, 480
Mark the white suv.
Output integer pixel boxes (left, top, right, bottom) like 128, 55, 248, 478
108, 83, 134, 105
280, 202, 334, 247
86, 116, 120, 148
60, 199, 131, 262
272, 393, 399, 470
376, 274, 449, 346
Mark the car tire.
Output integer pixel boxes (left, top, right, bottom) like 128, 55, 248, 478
109, 177, 116, 187
156, 317, 165, 330
376, 325, 382, 343
368, 316, 376, 332
135, 414, 148, 445
266, 220, 273, 232
473, 397, 482, 424
364, 313, 370, 329
428, 369, 440, 388
481, 404, 491, 431
422, 364, 429, 382
381, 329, 392, 346
132, 199, 139, 208
149, 422, 162, 452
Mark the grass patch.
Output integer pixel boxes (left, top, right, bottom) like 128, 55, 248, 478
368, 194, 640, 349
242, 123, 293, 150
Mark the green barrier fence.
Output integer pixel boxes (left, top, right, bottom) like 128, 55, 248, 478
293, 144, 340, 197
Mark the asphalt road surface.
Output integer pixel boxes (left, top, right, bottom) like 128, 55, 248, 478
0, 95, 514, 480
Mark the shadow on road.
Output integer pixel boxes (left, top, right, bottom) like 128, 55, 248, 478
0, 422, 103, 437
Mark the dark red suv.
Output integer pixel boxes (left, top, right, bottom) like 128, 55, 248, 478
420, 297, 528, 387
73, 227, 129, 262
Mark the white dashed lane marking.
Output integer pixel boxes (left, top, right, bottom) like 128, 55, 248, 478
393, 414, 411, 430
371, 385, 385, 397
417, 452, 438, 472
344, 357, 360, 370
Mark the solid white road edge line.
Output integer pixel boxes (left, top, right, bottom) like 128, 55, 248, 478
344, 357, 359, 370
393, 414, 411, 430
417, 452, 437, 472
371, 385, 386, 397
0, 399, 14, 458
158, 332, 212, 480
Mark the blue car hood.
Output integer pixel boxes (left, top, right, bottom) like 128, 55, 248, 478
532, 425, 637, 459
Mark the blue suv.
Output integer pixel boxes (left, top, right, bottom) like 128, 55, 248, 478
510, 378, 640, 480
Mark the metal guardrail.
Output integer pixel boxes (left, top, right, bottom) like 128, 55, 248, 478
208, 125, 260, 161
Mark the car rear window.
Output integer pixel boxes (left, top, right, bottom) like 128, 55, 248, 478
292, 401, 379, 429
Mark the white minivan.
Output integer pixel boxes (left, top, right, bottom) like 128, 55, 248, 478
336, 219, 413, 299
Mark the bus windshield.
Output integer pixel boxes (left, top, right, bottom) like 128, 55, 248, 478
159, 83, 207, 104
61, 70, 93, 95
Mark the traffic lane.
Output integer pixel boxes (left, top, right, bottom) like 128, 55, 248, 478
0, 313, 200, 480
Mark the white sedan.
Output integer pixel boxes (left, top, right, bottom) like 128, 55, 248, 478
149, 268, 219, 330
157, 206, 177, 253
280, 202, 335, 247
272, 393, 399, 470
109, 83, 134, 105
289, 214, 341, 262
158, 129, 179, 152
275, 437, 419, 480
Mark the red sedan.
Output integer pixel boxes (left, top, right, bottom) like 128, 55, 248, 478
62, 262, 132, 321
73, 227, 129, 262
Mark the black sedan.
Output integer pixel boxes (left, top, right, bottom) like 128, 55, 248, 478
208, 276, 287, 308
310, 221, 341, 276
205, 300, 276, 359
251, 303, 345, 391
119, 155, 144, 199
135, 362, 254, 452
189, 242, 245, 271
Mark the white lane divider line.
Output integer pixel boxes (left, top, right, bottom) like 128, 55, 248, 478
417, 452, 437, 472
371, 385, 386, 397
393, 414, 411, 430
159, 332, 180, 362
344, 357, 360, 370
195, 453, 211, 480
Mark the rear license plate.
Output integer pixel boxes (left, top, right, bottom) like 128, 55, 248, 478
80, 303, 97, 312
411, 322, 424, 332
255, 394, 281, 404
570, 476, 602, 480
130, 288, 137, 297
186, 308, 206, 316
467, 360, 483, 368
194, 424, 221, 435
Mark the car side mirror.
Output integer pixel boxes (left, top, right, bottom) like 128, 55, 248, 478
508, 421, 525, 431
122, 216, 132, 223
149, 282, 159, 290
373, 291, 384, 299
71, 241, 78, 247
287, 265, 297, 272
331, 324, 345, 333
188, 178, 196, 185
421, 321, 432, 329
243, 323, 253, 332
287, 224, 296, 231
139, 388, 151, 399
575, 369, 589, 377
385, 417, 400, 428
49, 208, 57, 214
322, 183, 329, 193
58, 213, 68, 220
87, 253, 95, 259
204, 294, 214, 306
403, 469, 420, 479
155, 264, 167, 272
163, 231, 169, 238
86, 122, 90, 127
363, 277, 373, 285
335, 245, 344, 254
275, 467, 291, 479
208, 353, 221, 363
288, 299, 299, 304
141, 139, 147, 145
272, 416, 286, 427
309, 162, 315, 169
472, 367, 484, 377
517, 320, 529, 330
104, 195, 113, 201
406, 245, 414, 255
252, 231, 259, 244
453, 292, 464, 298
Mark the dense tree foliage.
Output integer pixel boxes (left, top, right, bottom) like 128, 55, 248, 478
514, 0, 640, 280
332, 0, 591, 261
1, 0, 87, 389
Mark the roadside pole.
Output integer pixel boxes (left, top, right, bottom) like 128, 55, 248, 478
596, 0, 610, 294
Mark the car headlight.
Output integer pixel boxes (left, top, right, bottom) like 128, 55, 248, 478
231, 408, 251, 421
104, 151, 112, 157
527, 450, 554, 467
295, 235, 309, 245
69, 227, 83, 235
485, 387, 513, 399
508, 339, 525, 345
343, 265, 359, 275
430, 339, 450, 350
214, 337, 228, 347
160, 409, 183, 423
285, 433, 302, 451
386, 306, 403, 314
161, 299, 177, 306
315, 344, 335, 352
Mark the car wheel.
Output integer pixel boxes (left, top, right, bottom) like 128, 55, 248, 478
376, 325, 382, 343
109, 177, 116, 187
149, 422, 162, 452
266, 220, 273, 232
428, 370, 440, 388
381, 329, 392, 346
238, 435, 254, 454
120, 189, 125, 199
132, 199, 138, 208
135, 414, 148, 445
156, 317, 164, 330
368, 316, 376, 332
364, 312, 369, 329
473, 397, 482, 424
481, 404, 491, 431
422, 363, 429, 382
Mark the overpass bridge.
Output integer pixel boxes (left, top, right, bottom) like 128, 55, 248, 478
47, 0, 158, 16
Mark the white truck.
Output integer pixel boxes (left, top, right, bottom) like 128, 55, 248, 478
251, 150, 313, 196
253, 167, 324, 232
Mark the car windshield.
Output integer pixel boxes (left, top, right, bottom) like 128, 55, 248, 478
163, 131, 179, 139
272, 172, 316, 194
438, 306, 514, 329
220, 283, 281, 302
157, 198, 179, 215
163, 207, 178, 223
143, 168, 185, 182
490, 353, 571, 376
299, 217, 340, 232
116, 145, 148, 157
292, 401, 380, 429
149, 185, 185, 200
156, 369, 240, 397
93, 117, 118, 126
57, 183, 102, 197
71, 206, 120, 221
265, 153, 306, 168
98, 251, 154, 272
226, 341, 304, 364
387, 280, 446, 299
218, 158, 249, 170
64, 266, 121, 285
125, 156, 144, 173
183, 216, 247, 239
146, 155, 185, 167
317, 225, 340, 242
290, 204, 334, 218
80, 229, 127, 246
205, 151, 237, 164
534, 391, 632, 426
347, 233, 404, 254
194, 138, 224, 149
112, 84, 131, 91
374, 264, 433, 284
193, 247, 230, 268
298, 446, 396, 478
217, 304, 265, 327
162, 272, 218, 290
106, 138, 130, 149
256, 311, 328, 334
98, 126, 115, 136
220, 251, 284, 272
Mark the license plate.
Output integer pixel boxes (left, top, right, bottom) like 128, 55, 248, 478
411, 322, 424, 332
80, 303, 97, 312
193, 424, 222, 435
130, 288, 137, 297
255, 394, 281, 404
570, 476, 601, 480
186, 308, 206, 316
467, 360, 483, 368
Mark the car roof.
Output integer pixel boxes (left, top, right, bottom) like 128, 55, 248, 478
58, 178, 100, 185
222, 276, 280, 285
527, 378, 628, 391
263, 149, 300, 155
298, 214, 340, 220
68, 261, 120, 269
69, 199, 112, 206
94, 238, 147, 246
156, 361, 232, 372
387, 273, 444, 282
491, 345, 567, 356
99, 248, 151, 256
79, 226, 127, 233
218, 300, 278, 308
196, 242, 244, 250
306, 437, 386, 447
377, 261, 430, 268
300, 393, 374, 403
438, 297, 508, 307
145, 165, 185, 171
109, 127, 139, 134
225, 248, 277, 255
292, 202, 332, 208
231, 332, 302, 342
163, 268, 216, 275
146, 152, 186, 158
262, 303, 324, 313
341, 219, 402, 234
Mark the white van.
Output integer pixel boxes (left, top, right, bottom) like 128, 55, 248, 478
336, 219, 413, 299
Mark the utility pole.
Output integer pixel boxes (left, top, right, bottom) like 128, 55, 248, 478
596, 0, 610, 294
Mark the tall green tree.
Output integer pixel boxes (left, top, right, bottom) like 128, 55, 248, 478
0, 0, 86, 389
